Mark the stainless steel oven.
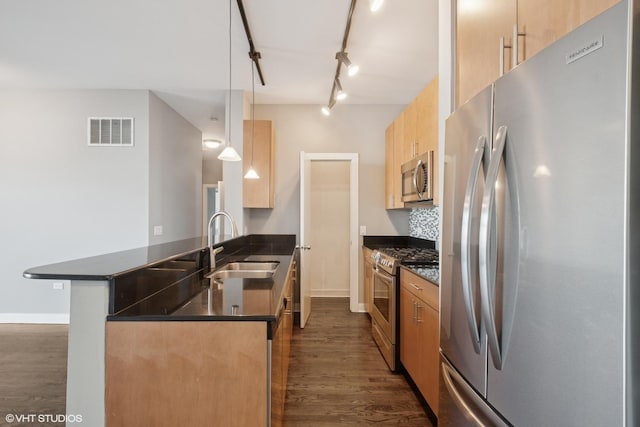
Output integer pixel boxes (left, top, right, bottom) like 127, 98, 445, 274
369, 246, 440, 372
371, 266, 396, 370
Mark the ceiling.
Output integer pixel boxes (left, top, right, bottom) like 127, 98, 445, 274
0, 0, 439, 146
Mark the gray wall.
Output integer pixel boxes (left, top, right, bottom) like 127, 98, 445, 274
148, 92, 203, 244
0, 90, 150, 321
0, 89, 204, 321
247, 104, 409, 239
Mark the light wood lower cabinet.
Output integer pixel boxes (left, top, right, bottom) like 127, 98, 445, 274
400, 269, 439, 416
106, 262, 295, 427
362, 247, 373, 313
106, 321, 268, 427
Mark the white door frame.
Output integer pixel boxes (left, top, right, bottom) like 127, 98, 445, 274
301, 152, 360, 313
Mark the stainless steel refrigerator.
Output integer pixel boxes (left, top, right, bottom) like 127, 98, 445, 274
440, 1, 639, 425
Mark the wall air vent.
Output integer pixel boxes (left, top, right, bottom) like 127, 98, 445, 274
88, 117, 134, 146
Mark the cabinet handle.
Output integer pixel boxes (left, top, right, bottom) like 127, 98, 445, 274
499, 36, 512, 77
513, 23, 526, 67
412, 300, 416, 321
411, 283, 423, 292
416, 303, 423, 323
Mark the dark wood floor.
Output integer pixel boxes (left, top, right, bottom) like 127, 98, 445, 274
0, 324, 67, 427
0, 299, 432, 426
284, 298, 434, 426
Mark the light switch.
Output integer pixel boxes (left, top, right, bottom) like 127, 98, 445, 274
52, 282, 64, 290
359, 225, 367, 236
153, 225, 163, 236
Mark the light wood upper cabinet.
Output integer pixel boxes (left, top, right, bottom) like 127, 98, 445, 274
243, 120, 275, 208
403, 101, 418, 164
385, 75, 440, 209
456, 0, 517, 107
384, 123, 395, 209
516, 0, 619, 62
416, 77, 439, 205
456, 0, 620, 107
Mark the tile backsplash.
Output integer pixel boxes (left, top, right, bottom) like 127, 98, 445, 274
409, 207, 440, 242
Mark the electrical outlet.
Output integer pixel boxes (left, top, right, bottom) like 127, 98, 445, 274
153, 225, 163, 236
52, 282, 64, 290
359, 225, 367, 236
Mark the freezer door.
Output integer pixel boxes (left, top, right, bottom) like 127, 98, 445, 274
485, 3, 627, 426
439, 354, 510, 427
441, 85, 493, 396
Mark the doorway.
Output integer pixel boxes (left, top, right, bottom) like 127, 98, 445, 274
309, 161, 350, 297
299, 152, 359, 328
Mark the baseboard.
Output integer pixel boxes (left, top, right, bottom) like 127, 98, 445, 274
355, 303, 366, 313
0, 313, 70, 324
310, 289, 350, 297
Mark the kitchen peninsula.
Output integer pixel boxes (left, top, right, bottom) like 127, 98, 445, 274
24, 234, 296, 427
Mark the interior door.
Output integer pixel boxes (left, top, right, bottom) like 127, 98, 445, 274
299, 152, 312, 328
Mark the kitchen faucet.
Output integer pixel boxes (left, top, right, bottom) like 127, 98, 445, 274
207, 210, 239, 270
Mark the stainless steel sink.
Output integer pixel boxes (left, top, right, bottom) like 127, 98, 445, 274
209, 270, 275, 280
217, 261, 280, 272
206, 261, 280, 280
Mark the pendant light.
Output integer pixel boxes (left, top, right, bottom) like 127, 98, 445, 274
218, 0, 242, 162
244, 60, 259, 180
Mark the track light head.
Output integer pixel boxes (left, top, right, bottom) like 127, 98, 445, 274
321, 106, 331, 116
336, 52, 359, 77
369, 0, 384, 12
334, 78, 347, 101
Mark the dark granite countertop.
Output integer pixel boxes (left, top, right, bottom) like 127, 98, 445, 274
23, 236, 212, 281
362, 235, 436, 250
401, 265, 439, 286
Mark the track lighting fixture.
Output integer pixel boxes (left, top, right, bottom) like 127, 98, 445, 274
320, 0, 359, 116
336, 52, 359, 77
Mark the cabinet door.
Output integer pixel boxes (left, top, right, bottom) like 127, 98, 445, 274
403, 101, 418, 163
243, 120, 274, 208
416, 77, 440, 205
392, 115, 405, 208
364, 260, 373, 313
417, 301, 440, 416
384, 123, 396, 209
456, 0, 517, 107
517, 0, 619, 62
400, 287, 419, 378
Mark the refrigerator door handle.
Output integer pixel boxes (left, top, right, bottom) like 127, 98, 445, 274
442, 361, 510, 427
479, 125, 507, 370
460, 135, 486, 354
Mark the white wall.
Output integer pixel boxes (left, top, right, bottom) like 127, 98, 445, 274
247, 104, 409, 238
148, 92, 203, 244
0, 90, 150, 321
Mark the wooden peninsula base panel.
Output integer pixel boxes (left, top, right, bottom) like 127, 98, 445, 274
106, 321, 268, 427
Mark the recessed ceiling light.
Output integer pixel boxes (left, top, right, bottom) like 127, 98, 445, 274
203, 139, 222, 149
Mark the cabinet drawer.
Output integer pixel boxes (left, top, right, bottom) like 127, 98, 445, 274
400, 268, 438, 310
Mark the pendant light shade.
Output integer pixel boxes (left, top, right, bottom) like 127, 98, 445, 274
244, 166, 259, 179
218, 145, 242, 162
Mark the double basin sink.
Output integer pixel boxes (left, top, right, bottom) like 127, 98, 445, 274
206, 261, 280, 280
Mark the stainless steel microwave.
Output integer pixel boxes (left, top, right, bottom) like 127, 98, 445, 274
401, 151, 434, 203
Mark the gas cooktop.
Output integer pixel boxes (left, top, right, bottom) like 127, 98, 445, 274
371, 246, 439, 274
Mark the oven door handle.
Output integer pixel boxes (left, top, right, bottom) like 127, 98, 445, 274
373, 268, 393, 284
413, 159, 424, 199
